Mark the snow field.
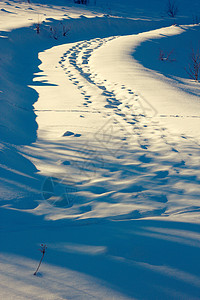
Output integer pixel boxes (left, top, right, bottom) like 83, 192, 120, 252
0, 0, 200, 299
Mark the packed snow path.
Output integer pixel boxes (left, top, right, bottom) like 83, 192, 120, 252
24, 34, 200, 222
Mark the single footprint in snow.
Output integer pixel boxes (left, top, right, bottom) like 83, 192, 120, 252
174, 160, 185, 168
139, 154, 152, 163
140, 144, 149, 150
63, 131, 74, 137
172, 147, 179, 153
62, 160, 71, 165
63, 131, 81, 137
154, 170, 169, 179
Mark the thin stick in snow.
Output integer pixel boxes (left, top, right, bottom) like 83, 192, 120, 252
34, 244, 47, 276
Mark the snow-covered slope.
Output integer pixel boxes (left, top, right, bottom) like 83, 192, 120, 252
0, 0, 200, 299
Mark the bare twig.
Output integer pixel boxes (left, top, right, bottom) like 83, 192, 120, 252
185, 48, 200, 82
35, 23, 40, 34
74, 0, 89, 4
167, 0, 178, 18
50, 26, 60, 40
192, 15, 200, 25
35, 15, 41, 34
34, 244, 47, 276
159, 49, 175, 62
60, 22, 71, 37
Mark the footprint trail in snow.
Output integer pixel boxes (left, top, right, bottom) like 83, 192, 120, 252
28, 36, 200, 222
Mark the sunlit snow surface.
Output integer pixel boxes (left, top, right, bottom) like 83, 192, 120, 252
0, 0, 200, 299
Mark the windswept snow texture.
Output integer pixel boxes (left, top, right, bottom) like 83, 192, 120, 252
0, 0, 200, 299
